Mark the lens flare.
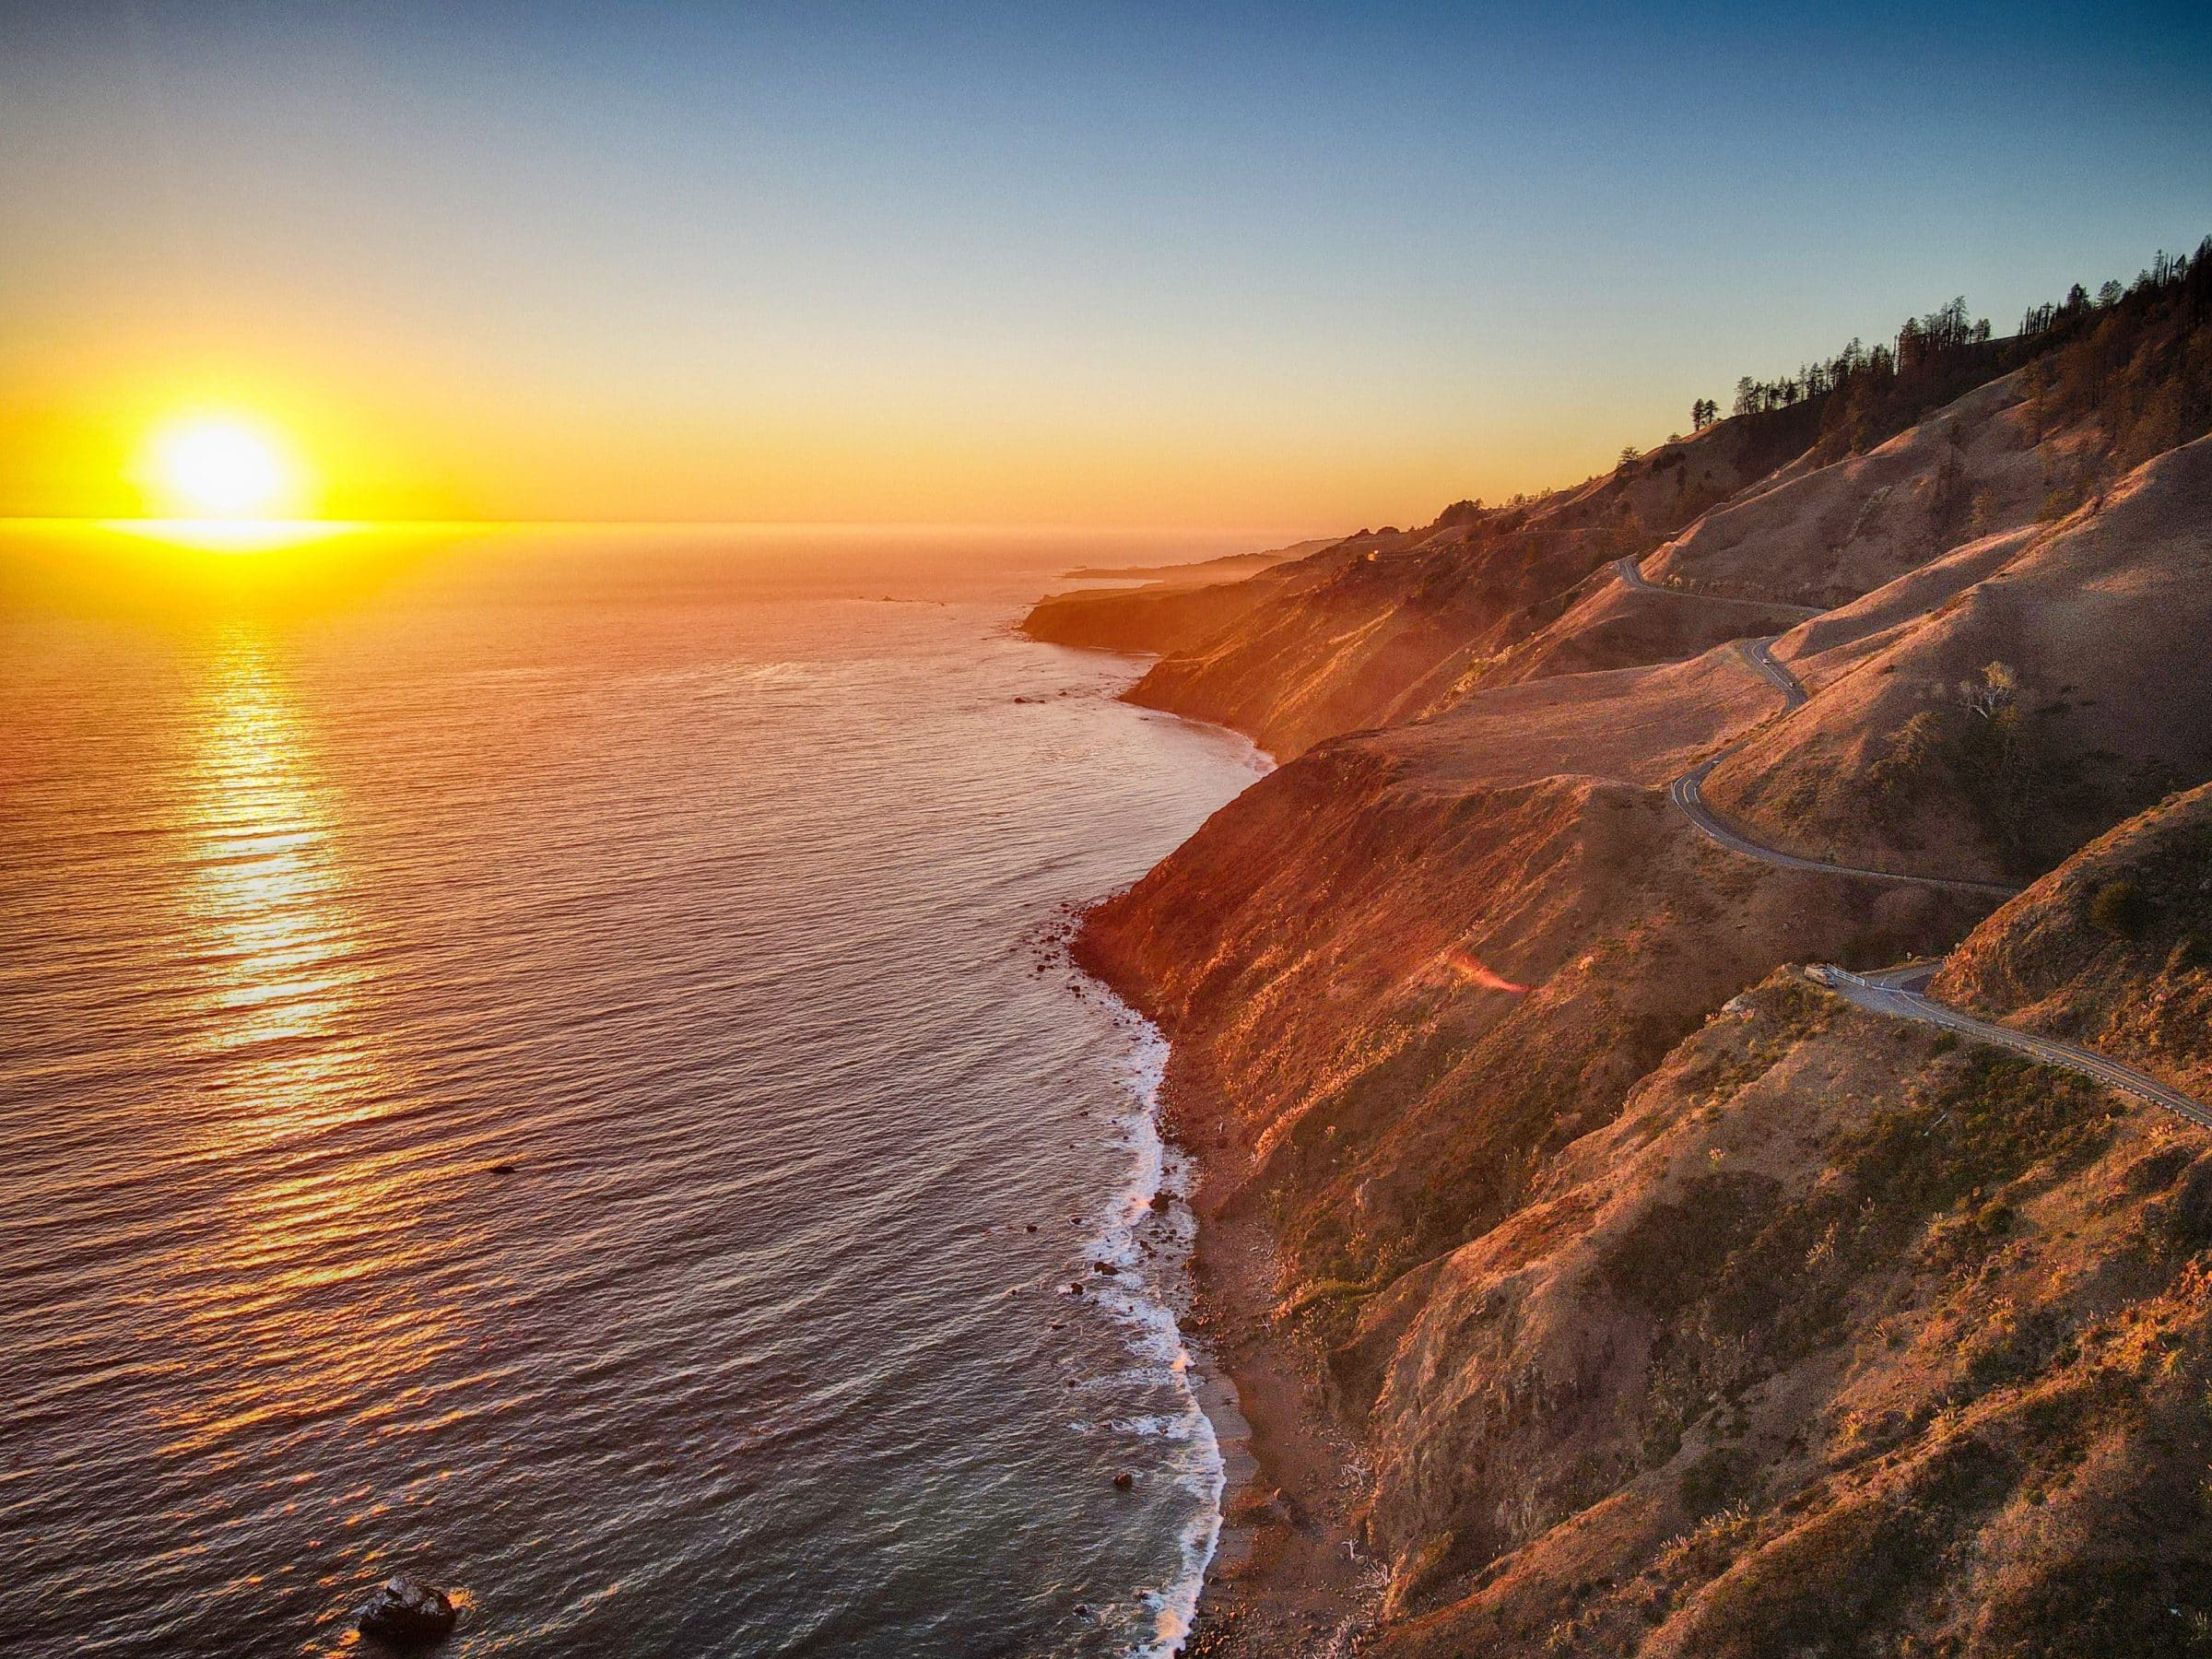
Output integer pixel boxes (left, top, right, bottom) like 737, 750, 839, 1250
1441, 949, 1530, 994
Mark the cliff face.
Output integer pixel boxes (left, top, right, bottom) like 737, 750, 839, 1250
1350, 785, 2212, 1657
1935, 782, 2212, 1100
1369, 950, 2212, 1658
1050, 253, 2212, 1654
1019, 570, 1288, 657
1020, 541, 1319, 656
1027, 414, 1821, 759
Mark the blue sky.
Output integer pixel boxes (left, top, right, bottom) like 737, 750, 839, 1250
3, 1, 2206, 524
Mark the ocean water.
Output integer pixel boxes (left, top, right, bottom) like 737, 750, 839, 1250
0, 524, 1267, 1658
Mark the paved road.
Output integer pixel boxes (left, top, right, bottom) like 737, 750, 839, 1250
1812, 962, 2212, 1128
1735, 636, 1808, 710
1606, 559, 2207, 1126
1617, 549, 2024, 898
1669, 757, 2022, 898
1612, 555, 1827, 618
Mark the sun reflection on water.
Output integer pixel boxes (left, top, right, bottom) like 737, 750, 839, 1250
105, 518, 362, 555
185, 639, 365, 1059
159, 637, 465, 1470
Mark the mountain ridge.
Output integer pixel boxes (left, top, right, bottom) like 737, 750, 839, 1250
1029, 241, 2212, 1655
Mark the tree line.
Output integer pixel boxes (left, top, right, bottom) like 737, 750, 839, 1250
1684, 237, 2212, 467
1723, 296, 1992, 423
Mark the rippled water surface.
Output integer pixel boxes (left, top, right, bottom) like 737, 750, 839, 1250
0, 524, 1265, 1657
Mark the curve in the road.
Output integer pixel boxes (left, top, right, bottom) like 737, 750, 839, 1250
1618, 553, 2025, 897
1608, 560, 2206, 1125
1612, 555, 1826, 618
1735, 636, 1808, 709
1670, 756, 2021, 899
1812, 963, 2212, 1128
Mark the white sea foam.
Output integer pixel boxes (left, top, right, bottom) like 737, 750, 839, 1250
0, 527, 1272, 1658
1078, 983, 1226, 1659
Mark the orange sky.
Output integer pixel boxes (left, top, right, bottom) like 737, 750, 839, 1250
5, 6, 2206, 531
0, 307, 1609, 530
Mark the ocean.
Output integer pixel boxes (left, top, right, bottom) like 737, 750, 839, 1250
0, 524, 1268, 1657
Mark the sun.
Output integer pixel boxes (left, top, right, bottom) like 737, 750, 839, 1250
145, 418, 302, 518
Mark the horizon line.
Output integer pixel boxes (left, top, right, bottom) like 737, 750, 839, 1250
0, 514, 1334, 538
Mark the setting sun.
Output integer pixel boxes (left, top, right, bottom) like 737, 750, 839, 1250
145, 418, 301, 518
4, 8, 2209, 1657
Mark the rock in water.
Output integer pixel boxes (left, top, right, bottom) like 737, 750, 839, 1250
356, 1575, 457, 1646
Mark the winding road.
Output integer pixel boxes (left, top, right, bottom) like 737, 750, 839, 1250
1612, 555, 2211, 1124
1668, 753, 2021, 900
1813, 962, 2212, 1129
1735, 636, 1809, 707
1610, 555, 1826, 618
1613, 550, 2025, 899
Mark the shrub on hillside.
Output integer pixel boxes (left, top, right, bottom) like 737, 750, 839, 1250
1678, 1444, 1758, 1519
2088, 878, 2152, 936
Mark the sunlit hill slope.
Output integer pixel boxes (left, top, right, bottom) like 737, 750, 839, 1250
1026, 242, 2212, 1655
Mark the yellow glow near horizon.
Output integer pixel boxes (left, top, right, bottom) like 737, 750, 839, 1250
105, 517, 360, 554
143, 418, 305, 519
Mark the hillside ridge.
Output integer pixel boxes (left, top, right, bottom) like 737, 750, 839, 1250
1033, 241, 2212, 1656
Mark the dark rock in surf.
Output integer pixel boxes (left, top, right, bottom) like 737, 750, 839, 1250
355, 1574, 456, 1646
1112, 1471, 1135, 1490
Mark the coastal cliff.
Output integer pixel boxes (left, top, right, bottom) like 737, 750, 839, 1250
1033, 246, 2212, 1654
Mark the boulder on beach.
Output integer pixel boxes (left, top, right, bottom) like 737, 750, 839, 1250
355, 1574, 457, 1647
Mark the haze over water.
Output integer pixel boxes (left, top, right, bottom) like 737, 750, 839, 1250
0, 525, 1266, 1657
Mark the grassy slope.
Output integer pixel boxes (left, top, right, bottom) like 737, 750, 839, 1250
1060, 253, 2212, 1654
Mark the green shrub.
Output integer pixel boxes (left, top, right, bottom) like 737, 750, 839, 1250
2088, 878, 2152, 937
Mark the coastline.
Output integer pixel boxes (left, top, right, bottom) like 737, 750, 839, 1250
1073, 922, 1379, 1659
1080, 994, 1229, 1657
1053, 643, 1380, 1656
1150, 1063, 1385, 1657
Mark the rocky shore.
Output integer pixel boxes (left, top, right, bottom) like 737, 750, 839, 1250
1039, 249, 2212, 1656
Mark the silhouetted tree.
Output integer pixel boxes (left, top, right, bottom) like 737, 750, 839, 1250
1688, 239, 2211, 476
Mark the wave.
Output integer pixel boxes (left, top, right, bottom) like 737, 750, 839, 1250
1076, 980, 1225, 1659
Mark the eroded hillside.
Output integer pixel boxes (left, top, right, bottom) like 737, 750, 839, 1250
1037, 245, 2212, 1655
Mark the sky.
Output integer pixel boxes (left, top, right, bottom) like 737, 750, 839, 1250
2, 0, 2208, 531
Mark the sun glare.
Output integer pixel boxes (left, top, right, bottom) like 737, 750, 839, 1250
147, 418, 300, 519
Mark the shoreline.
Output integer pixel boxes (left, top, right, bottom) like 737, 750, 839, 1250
1077, 950, 1379, 1659
1163, 1093, 1384, 1657
1081, 994, 1229, 1658
1051, 629, 1376, 1653
1090, 734, 1378, 1651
